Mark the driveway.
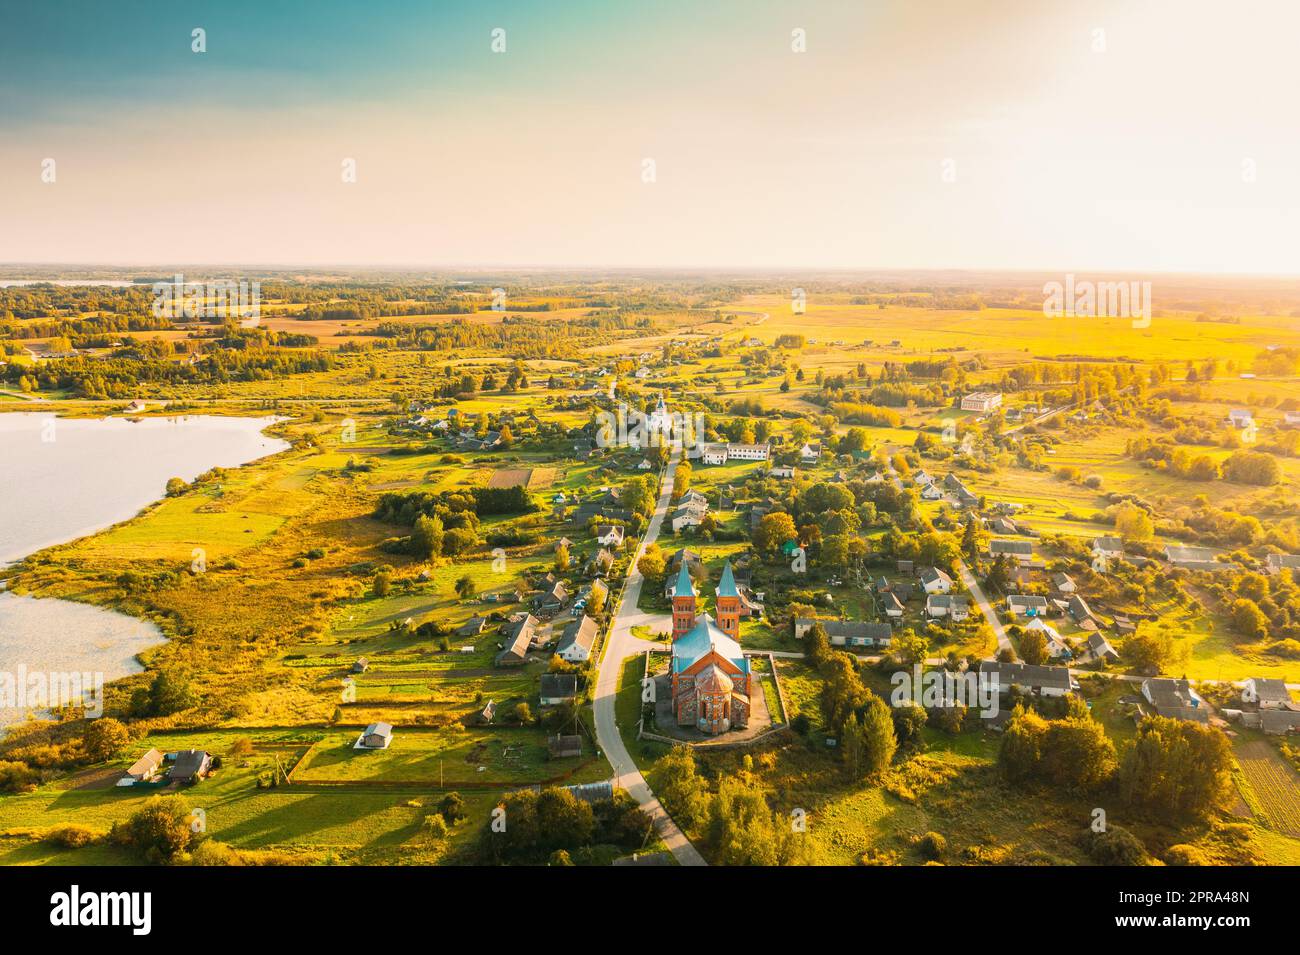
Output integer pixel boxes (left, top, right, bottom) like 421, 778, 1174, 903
957, 558, 1016, 660
593, 448, 707, 866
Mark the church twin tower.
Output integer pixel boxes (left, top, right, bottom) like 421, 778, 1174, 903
671, 560, 741, 642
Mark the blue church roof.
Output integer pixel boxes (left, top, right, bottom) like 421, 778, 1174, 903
671, 613, 748, 675
672, 561, 695, 598
716, 560, 739, 598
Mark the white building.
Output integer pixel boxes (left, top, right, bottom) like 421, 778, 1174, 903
960, 392, 1003, 413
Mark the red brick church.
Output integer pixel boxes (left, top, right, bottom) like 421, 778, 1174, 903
668, 561, 752, 735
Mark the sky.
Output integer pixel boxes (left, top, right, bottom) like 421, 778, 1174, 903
1, 0, 1298, 273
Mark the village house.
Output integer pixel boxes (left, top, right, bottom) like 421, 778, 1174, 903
533, 579, 568, 615
920, 482, 943, 501
670, 501, 708, 533
926, 594, 970, 621
989, 539, 1034, 561
169, 749, 213, 784
798, 442, 822, 464
919, 566, 953, 595
1081, 631, 1120, 664
979, 660, 1074, 697
456, 616, 487, 639
495, 614, 537, 667
769, 464, 796, 479
595, 525, 625, 548
539, 673, 579, 707
1242, 678, 1293, 709
1141, 678, 1208, 723
1228, 409, 1254, 429
1165, 544, 1222, 571
1006, 594, 1049, 617
882, 590, 905, 619
556, 615, 598, 663
117, 748, 165, 787
1091, 536, 1125, 561
1052, 572, 1077, 593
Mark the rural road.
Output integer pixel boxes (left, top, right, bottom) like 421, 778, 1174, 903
956, 558, 1016, 660
593, 445, 707, 866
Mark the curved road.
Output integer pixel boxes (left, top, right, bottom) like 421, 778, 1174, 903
593, 447, 707, 866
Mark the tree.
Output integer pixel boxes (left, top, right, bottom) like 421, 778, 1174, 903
84, 718, 131, 762
412, 514, 444, 560
1019, 627, 1048, 666
998, 706, 1047, 781
892, 702, 928, 751
1122, 622, 1187, 673
110, 795, 198, 864
513, 702, 533, 725
648, 747, 709, 833
858, 694, 898, 776
820, 653, 869, 736
637, 544, 666, 581
1040, 717, 1117, 791
1118, 717, 1232, 820
1113, 501, 1154, 540
439, 791, 466, 824
755, 512, 797, 557
372, 570, 392, 597
672, 461, 692, 499
803, 622, 830, 669
164, 477, 187, 497
1222, 449, 1281, 486
133, 670, 197, 717
890, 630, 929, 666
554, 542, 571, 573
454, 574, 475, 599
1230, 598, 1269, 641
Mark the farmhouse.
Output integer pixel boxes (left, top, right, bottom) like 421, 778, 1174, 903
919, 566, 953, 595
960, 392, 1003, 413
1242, 678, 1293, 709
539, 673, 579, 707
533, 580, 568, 614
1006, 594, 1049, 617
978, 660, 1073, 697
595, 525, 625, 547
882, 591, 905, 619
769, 465, 796, 479
169, 749, 213, 784
1260, 710, 1300, 736
920, 483, 943, 500
356, 722, 394, 750
926, 594, 970, 621
456, 616, 488, 638
1165, 544, 1221, 571
989, 539, 1033, 560
1092, 536, 1125, 560
117, 748, 165, 786
670, 501, 709, 533
1052, 572, 1077, 593
556, 615, 598, 663
1228, 409, 1254, 429
495, 614, 537, 667
666, 547, 703, 573
1081, 631, 1120, 664
1141, 678, 1208, 723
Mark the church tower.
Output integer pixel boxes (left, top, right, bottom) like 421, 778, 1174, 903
715, 561, 741, 641
670, 561, 697, 640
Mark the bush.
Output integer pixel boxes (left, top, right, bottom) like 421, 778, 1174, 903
917, 831, 947, 860
1086, 825, 1148, 865
43, 824, 97, 849
1165, 844, 1211, 866
0, 760, 38, 794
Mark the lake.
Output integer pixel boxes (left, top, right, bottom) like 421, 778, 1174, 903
0, 414, 289, 723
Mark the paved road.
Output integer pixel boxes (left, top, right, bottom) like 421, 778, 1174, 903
957, 558, 1016, 660
593, 447, 707, 866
